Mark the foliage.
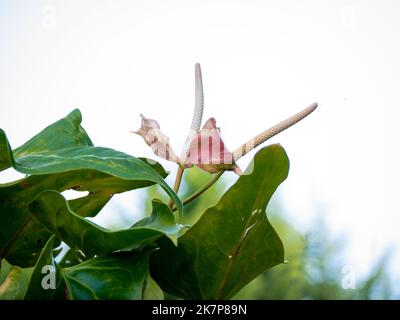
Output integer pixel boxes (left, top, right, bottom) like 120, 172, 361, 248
146, 168, 394, 300
0, 110, 290, 300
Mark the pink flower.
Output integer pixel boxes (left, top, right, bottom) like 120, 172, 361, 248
133, 63, 317, 177
133, 63, 241, 175
184, 118, 241, 174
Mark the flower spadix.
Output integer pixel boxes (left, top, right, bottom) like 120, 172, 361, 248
133, 63, 318, 175
133, 63, 240, 174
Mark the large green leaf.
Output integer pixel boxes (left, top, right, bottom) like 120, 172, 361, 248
13, 109, 93, 159
0, 109, 181, 267
150, 144, 289, 299
0, 130, 13, 172
0, 259, 12, 284
0, 109, 92, 172
0, 218, 56, 268
0, 259, 32, 300
5, 236, 154, 300
0, 167, 168, 267
62, 250, 155, 300
142, 275, 164, 300
29, 191, 185, 257
0, 127, 180, 208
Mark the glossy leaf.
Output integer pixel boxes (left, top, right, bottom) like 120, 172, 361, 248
0, 109, 180, 267
0, 259, 31, 300
62, 251, 153, 300
0, 259, 12, 284
0, 110, 92, 173
150, 144, 289, 299
0, 218, 56, 268
0, 129, 13, 172
29, 191, 185, 257
12, 109, 93, 159
142, 275, 164, 300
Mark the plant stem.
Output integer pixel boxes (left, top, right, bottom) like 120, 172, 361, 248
168, 165, 185, 209
172, 171, 224, 212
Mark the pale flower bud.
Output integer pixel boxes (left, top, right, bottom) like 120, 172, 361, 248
133, 114, 179, 163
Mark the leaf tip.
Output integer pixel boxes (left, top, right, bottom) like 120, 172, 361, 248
169, 236, 179, 247
67, 108, 83, 124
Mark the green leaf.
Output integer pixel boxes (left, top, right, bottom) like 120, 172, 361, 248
0, 259, 12, 284
3, 138, 180, 209
62, 251, 152, 300
0, 259, 31, 300
142, 275, 164, 300
0, 168, 167, 267
0, 109, 91, 172
13, 109, 93, 159
0, 218, 56, 268
0, 129, 13, 172
0, 109, 93, 173
0, 109, 181, 267
29, 191, 185, 257
150, 144, 289, 299
24, 236, 64, 300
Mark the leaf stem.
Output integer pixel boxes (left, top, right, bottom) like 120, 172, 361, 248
168, 165, 185, 209
172, 171, 224, 212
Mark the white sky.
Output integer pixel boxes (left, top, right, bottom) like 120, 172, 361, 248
1, 0, 399, 291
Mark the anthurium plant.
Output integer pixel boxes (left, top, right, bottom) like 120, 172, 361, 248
0, 64, 317, 300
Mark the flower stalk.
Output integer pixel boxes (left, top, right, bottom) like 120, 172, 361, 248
168, 165, 185, 208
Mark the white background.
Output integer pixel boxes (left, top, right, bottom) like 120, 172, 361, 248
1, 0, 399, 292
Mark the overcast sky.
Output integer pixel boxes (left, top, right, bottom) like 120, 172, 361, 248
1, 0, 399, 292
